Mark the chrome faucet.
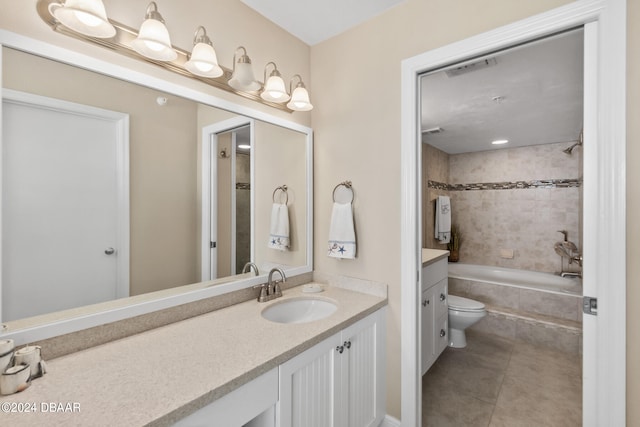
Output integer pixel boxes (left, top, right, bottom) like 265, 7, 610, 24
254, 267, 286, 303
242, 262, 260, 276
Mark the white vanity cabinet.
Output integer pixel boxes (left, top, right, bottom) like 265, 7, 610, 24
278, 308, 386, 427
421, 258, 448, 375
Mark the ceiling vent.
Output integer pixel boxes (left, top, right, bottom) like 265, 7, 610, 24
445, 57, 497, 77
422, 127, 444, 135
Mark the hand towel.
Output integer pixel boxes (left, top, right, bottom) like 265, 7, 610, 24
434, 195, 451, 244
268, 203, 290, 251
328, 202, 356, 259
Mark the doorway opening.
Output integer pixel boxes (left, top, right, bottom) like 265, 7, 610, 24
400, 2, 626, 426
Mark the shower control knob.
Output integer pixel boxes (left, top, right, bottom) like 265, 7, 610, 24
440, 329, 446, 338
440, 293, 446, 302
336, 345, 344, 354
104, 247, 115, 255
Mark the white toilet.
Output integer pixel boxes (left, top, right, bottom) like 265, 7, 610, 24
447, 295, 487, 348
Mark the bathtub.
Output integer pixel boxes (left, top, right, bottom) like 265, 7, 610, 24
447, 263, 582, 296
447, 263, 583, 354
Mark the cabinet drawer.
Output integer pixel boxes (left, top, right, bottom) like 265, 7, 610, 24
422, 258, 448, 290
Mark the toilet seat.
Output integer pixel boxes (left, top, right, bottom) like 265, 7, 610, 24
448, 295, 485, 313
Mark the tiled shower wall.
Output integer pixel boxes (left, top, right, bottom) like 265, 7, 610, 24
423, 142, 582, 274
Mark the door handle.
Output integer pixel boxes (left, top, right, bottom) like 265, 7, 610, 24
105, 247, 115, 255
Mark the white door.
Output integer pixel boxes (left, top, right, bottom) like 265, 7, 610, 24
1, 90, 129, 322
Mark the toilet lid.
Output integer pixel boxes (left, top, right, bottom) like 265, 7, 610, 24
448, 295, 485, 312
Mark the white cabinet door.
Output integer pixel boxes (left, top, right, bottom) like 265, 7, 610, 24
278, 332, 342, 427
421, 288, 435, 376
278, 308, 386, 427
422, 259, 449, 375
341, 308, 386, 427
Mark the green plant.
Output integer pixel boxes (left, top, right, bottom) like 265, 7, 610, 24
447, 225, 461, 251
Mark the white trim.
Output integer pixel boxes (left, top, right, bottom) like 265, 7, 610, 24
400, 0, 625, 426
201, 117, 254, 280
0, 30, 313, 346
1, 88, 130, 301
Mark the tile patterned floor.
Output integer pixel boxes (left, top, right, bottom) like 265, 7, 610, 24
422, 330, 582, 426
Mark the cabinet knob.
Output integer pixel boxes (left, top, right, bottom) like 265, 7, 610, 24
440, 293, 446, 302
422, 299, 430, 307
343, 340, 351, 349
336, 345, 344, 354
440, 329, 446, 337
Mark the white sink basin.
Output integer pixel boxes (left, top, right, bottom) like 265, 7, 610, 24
261, 297, 338, 324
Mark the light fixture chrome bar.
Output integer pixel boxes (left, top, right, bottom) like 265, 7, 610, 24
36, 0, 293, 112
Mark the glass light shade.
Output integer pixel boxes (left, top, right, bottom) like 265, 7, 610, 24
229, 62, 261, 92
185, 43, 223, 78
131, 18, 177, 61
261, 75, 290, 103
287, 86, 313, 111
50, 0, 116, 38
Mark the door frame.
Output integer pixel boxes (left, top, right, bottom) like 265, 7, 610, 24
400, 0, 626, 426
200, 116, 254, 281
1, 89, 130, 321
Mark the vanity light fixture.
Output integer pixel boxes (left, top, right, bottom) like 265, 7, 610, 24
228, 47, 261, 92
287, 75, 313, 111
131, 2, 177, 62
184, 26, 223, 78
37, 0, 312, 113
48, 0, 116, 38
238, 143, 251, 150
261, 62, 290, 103
491, 139, 509, 145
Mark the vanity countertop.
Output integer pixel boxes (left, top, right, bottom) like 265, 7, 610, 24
1, 284, 387, 426
422, 248, 449, 267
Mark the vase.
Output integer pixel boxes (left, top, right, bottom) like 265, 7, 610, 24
448, 249, 459, 262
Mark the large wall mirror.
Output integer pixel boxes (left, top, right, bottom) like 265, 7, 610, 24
0, 35, 312, 341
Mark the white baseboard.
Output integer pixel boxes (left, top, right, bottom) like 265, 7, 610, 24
380, 414, 401, 427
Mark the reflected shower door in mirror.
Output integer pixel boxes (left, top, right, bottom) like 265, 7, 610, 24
0, 46, 311, 324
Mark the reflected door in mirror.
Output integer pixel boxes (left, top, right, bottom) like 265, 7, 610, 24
1, 92, 130, 322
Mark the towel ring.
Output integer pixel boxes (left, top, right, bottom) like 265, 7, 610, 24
332, 181, 354, 204
273, 185, 288, 205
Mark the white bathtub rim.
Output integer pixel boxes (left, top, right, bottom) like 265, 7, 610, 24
447, 263, 582, 297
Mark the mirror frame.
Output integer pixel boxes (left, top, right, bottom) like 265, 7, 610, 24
0, 29, 313, 345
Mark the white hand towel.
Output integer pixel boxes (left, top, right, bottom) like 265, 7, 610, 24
268, 203, 290, 251
328, 202, 356, 259
434, 195, 451, 244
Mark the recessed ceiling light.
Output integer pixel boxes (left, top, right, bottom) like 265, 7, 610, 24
491, 139, 509, 145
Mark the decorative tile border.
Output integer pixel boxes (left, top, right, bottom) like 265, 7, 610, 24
428, 178, 582, 191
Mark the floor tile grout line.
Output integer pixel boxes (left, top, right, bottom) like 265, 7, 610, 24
486, 337, 516, 426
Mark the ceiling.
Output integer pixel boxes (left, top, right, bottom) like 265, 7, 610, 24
241, 0, 407, 45
421, 29, 584, 154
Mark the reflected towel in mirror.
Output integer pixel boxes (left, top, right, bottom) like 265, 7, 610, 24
269, 203, 290, 251
435, 195, 451, 244
328, 202, 356, 259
